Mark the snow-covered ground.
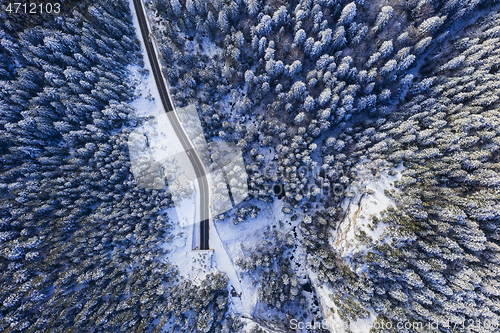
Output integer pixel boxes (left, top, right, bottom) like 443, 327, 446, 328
219, 159, 405, 332
306, 161, 405, 333
126, 0, 186, 160
215, 199, 290, 316
308, 270, 348, 333
127, 63, 188, 161
333, 162, 405, 259
127, 0, 203, 276
128, 0, 256, 297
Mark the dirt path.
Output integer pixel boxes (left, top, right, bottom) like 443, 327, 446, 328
334, 193, 366, 248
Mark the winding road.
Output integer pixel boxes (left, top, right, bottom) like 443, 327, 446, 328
132, 0, 210, 250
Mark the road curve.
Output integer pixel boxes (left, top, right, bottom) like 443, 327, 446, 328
132, 0, 210, 250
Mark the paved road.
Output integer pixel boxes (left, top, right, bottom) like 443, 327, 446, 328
133, 0, 210, 250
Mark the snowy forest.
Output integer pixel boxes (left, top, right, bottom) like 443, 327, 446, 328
1, 0, 500, 332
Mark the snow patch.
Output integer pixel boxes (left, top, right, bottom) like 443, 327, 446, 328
200, 37, 221, 58
333, 162, 405, 258
215, 199, 290, 316
308, 271, 348, 333
349, 307, 378, 333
